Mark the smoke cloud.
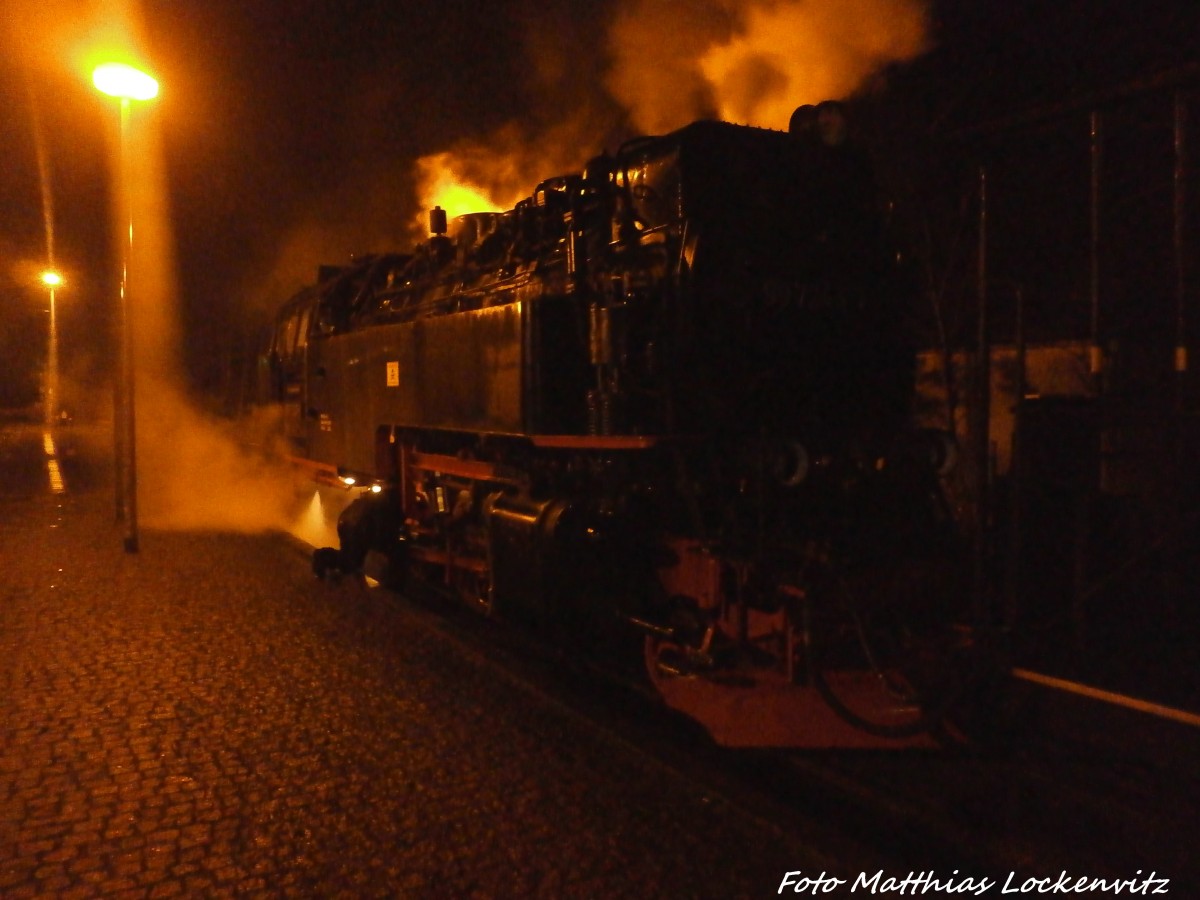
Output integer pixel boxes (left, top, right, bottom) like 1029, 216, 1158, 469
413, 0, 931, 232
605, 0, 734, 135
608, 0, 930, 133
122, 77, 306, 535
47, 0, 316, 538
411, 111, 619, 236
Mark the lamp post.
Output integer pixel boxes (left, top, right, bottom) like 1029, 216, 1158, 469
40, 270, 62, 428
93, 62, 158, 554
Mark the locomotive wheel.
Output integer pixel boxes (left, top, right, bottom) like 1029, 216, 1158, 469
805, 556, 970, 738
643, 635, 696, 685
451, 564, 493, 616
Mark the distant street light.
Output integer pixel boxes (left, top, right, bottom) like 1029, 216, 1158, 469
40, 270, 62, 428
93, 61, 159, 554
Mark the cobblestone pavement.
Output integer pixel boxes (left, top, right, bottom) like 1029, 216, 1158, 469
0, 422, 831, 898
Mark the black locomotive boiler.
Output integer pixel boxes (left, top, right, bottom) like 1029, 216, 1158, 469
259, 107, 968, 747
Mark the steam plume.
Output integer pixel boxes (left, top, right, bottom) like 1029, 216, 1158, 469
608, 0, 930, 133
413, 0, 931, 237
411, 112, 614, 237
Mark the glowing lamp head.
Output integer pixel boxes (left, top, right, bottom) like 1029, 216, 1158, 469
92, 63, 159, 101
41, 271, 63, 287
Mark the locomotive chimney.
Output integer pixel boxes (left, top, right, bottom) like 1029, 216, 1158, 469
429, 205, 448, 236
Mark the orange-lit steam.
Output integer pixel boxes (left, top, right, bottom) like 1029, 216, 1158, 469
135, 399, 302, 533
702, 0, 929, 126
605, 0, 732, 135
409, 114, 607, 239
412, 146, 528, 237
413, 152, 512, 234
8, 0, 318, 537
607, 0, 930, 134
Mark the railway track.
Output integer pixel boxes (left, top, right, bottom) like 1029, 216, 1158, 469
298, 550, 1199, 891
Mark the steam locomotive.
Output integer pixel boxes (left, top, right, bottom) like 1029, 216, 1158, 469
258, 105, 969, 747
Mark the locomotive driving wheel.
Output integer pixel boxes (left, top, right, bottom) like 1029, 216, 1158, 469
802, 554, 972, 739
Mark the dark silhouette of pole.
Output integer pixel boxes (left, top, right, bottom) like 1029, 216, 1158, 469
93, 62, 158, 553
117, 96, 138, 552
1174, 90, 1188, 406
973, 166, 991, 626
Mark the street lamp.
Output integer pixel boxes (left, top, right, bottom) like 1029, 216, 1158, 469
40, 270, 62, 428
93, 61, 159, 554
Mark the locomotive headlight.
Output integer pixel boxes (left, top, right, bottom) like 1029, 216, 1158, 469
336, 467, 367, 487
370, 484, 383, 494
772, 440, 810, 487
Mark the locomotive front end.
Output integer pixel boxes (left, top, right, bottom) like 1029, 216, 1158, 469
595, 117, 971, 744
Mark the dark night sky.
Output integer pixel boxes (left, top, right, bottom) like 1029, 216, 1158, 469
1, 0, 1197, 400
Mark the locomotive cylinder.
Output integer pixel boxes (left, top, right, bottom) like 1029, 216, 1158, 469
484, 493, 573, 623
